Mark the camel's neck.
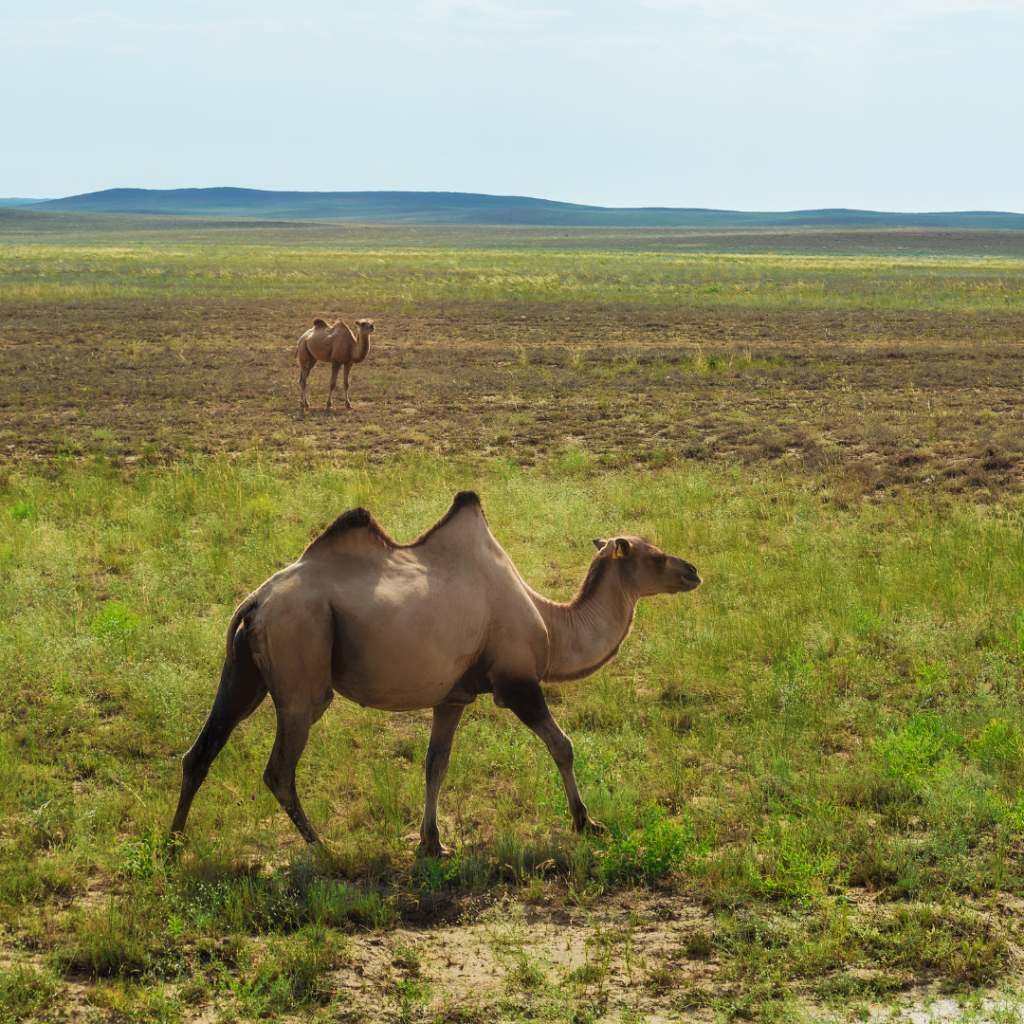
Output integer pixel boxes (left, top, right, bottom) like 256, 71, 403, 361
353, 329, 371, 364
526, 559, 637, 682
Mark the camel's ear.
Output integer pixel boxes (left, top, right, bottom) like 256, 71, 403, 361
592, 538, 606, 551
612, 538, 632, 560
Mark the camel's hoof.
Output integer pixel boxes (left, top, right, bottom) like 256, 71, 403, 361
419, 842, 453, 858
575, 817, 607, 836
411, 832, 452, 858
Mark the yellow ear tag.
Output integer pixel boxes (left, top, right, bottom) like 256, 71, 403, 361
612, 544, 623, 559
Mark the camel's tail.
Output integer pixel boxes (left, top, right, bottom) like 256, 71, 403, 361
225, 593, 259, 666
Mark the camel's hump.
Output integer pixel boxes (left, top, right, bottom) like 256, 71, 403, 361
307, 491, 484, 555
312, 317, 329, 328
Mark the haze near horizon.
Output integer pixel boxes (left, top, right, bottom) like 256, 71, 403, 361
2, 1, 1023, 214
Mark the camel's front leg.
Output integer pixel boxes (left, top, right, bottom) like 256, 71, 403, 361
495, 677, 604, 835
326, 360, 341, 411
342, 363, 353, 410
420, 703, 466, 856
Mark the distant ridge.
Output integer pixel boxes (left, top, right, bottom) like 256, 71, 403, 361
25, 188, 1024, 230
0, 197, 53, 208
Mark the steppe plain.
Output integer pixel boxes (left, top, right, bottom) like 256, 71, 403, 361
2, 212, 1024, 1022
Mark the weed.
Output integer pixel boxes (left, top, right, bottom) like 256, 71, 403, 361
8, 500, 36, 522
489, 908, 548, 994
754, 822, 842, 902
417, 851, 464, 893
875, 714, 963, 786
971, 719, 1023, 774
116, 825, 165, 880
91, 600, 140, 648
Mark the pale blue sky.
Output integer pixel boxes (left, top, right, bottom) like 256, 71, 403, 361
2, 0, 1022, 211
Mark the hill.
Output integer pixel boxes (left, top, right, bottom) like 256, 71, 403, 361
25, 187, 1024, 230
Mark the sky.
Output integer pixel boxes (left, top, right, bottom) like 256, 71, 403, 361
1, 0, 1022, 212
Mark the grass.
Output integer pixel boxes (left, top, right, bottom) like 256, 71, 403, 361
2, 218, 1024, 1020
2, 453, 1024, 1017
3, 241, 1024, 310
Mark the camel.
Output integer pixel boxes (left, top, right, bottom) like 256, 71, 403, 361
169, 491, 701, 855
296, 316, 375, 412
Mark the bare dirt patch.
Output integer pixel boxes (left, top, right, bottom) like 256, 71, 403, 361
2, 301, 1022, 499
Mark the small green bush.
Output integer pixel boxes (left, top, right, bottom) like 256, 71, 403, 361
755, 823, 841, 901
9, 500, 36, 523
875, 714, 963, 786
600, 803, 703, 885
970, 719, 1022, 774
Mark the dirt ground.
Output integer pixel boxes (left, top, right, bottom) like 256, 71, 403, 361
33, 884, 1024, 1023
1, 301, 1023, 499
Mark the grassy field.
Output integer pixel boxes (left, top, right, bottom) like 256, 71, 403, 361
2, 220, 1024, 1023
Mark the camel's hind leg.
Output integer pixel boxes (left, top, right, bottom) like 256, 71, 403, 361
496, 676, 604, 835
262, 689, 333, 844
171, 636, 268, 837
297, 343, 316, 414
419, 704, 466, 856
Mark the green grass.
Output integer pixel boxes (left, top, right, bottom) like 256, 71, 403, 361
2, 242, 1023, 310
2, 456, 1023, 900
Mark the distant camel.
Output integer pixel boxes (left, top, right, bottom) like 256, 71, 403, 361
296, 316, 375, 412
170, 492, 702, 854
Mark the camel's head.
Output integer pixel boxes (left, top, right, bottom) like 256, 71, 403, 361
356, 318, 375, 336
592, 535, 702, 597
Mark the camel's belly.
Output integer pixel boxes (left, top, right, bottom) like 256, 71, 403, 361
331, 675, 460, 712
329, 600, 486, 712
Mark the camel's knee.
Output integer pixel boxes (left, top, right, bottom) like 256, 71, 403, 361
550, 732, 574, 768
262, 762, 294, 803
180, 747, 206, 790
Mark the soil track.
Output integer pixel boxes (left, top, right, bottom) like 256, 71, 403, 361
2, 301, 1022, 498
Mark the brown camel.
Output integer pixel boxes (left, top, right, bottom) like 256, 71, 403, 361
169, 491, 701, 854
296, 316, 375, 412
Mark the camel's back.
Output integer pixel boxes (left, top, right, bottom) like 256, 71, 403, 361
298, 494, 537, 626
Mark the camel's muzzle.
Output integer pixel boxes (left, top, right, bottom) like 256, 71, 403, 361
677, 562, 702, 592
